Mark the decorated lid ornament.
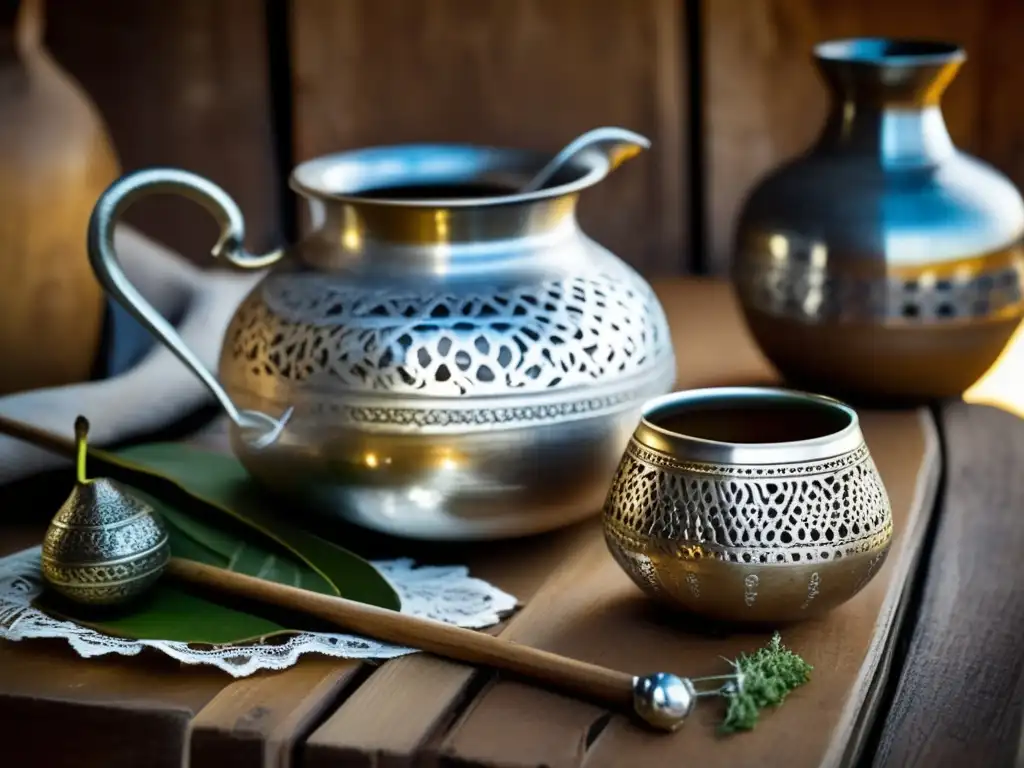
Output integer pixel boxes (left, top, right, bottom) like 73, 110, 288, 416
40, 416, 170, 606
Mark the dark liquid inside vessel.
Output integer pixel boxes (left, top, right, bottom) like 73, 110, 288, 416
650, 400, 851, 444
351, 183, 515, 200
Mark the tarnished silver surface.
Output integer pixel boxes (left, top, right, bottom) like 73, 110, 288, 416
732, 39, 1024, 401
604, 387, 893, 623
87, 137, 675, 540
632, 673, 696, 732
41, 478, 171, 606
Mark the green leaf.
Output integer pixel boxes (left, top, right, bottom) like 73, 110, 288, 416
103, 443, 399, 610
32, 440, 401, 645
74, 585, 288, 645
157, 503, 319, 590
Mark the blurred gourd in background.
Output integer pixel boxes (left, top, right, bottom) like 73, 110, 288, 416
0, 0, 119, 394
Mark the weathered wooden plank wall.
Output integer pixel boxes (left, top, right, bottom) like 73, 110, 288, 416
43, 0, 690, 275
39, 0, 1024, 276
45, 0, 282, 261
289, 0, 690, 276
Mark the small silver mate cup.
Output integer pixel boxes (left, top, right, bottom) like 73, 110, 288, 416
603, 387, 893, 623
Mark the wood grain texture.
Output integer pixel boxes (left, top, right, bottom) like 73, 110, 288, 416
188, 659, 362, 768
0, 632, 229, 768
302, 521, 594, 768
290, 0, 688, 276
703, 0, 1019, 273
873, 401, 1024, 768
44, 0, 282, 261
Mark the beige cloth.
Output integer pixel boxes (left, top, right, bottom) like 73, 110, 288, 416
0, 225, 262, 484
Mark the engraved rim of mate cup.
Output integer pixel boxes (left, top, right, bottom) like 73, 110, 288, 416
634, 387, 865, 466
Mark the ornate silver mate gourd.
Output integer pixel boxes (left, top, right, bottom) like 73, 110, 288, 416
603, 388, 892, 623
41, 417, 170, 605
87, 133, 676, 540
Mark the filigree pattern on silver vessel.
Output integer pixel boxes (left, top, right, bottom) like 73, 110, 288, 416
41, 546, 169, 588
223, 273, 672, 396
734, 247, 1024, 323
41, 513, 167, 563
294, 377, 671, 431
603, 440, 892, 565
626, 442, 872, 477
41, 479, 171, 605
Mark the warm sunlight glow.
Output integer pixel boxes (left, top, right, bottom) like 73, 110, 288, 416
342, 227, 362, 250
965, 320, 1024, 418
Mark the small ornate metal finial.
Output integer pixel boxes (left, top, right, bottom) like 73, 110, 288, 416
632, 673, 696, 732
40, 416, 170, 606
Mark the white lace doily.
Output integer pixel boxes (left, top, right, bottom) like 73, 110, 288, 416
0, 546, 517, 677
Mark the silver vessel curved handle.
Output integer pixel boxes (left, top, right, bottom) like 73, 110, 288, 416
87, 167, 291, 448
520, 127, 652, 193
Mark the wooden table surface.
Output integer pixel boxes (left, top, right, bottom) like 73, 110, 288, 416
1, 278, 1022, 768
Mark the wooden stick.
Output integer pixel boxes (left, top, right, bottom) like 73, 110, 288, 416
0, 413, 76, 458
166, 557, 635, 711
